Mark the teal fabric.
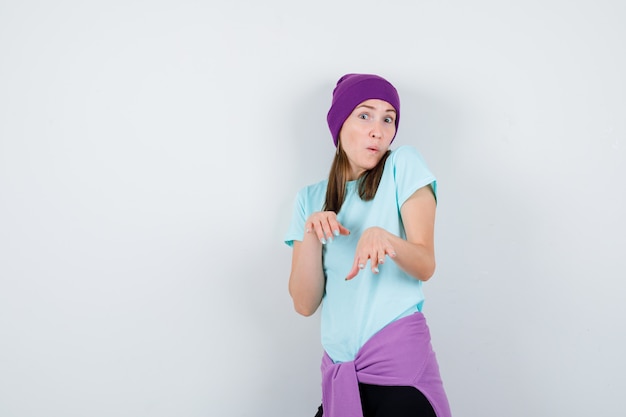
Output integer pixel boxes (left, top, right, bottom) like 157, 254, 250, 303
284, 145, 437, 363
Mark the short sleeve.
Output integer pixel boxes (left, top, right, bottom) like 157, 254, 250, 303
392, 145, 437, 207
284, 188, 307, 247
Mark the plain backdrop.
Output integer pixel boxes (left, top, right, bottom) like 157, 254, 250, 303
1, 1, 625, 416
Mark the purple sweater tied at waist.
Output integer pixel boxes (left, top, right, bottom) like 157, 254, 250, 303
321, 312, 451, 417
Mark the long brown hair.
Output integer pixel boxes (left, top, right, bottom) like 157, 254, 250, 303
323, 143, 391, 213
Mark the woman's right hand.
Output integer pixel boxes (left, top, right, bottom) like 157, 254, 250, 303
305, 211, 350, 244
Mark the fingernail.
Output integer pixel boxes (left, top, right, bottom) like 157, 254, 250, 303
373, 267, 379, 273
333, 230, 339, 236
320, 238, 327, 245
358, 263, 365, 269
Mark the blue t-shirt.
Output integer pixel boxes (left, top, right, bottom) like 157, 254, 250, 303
284, 145, 437, 363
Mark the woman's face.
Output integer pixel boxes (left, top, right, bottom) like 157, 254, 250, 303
338, 99, 397, 180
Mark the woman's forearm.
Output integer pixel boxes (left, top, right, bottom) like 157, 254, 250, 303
386, 233, 435, 281
288, 233, 326, 316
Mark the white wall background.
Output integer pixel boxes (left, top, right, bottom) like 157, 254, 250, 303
1, 1, 624, 416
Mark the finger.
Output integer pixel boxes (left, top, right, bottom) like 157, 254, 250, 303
324, 216, 339, 238
371, 255, 380, 274
345, 257, 363, 281
372, 251, 388, 274
312, 219, 328, 244
377, 252, 386, 265
345, 265, 358, 281
353, 250, 373, 272
327, 217, 347, 240
320, 218, 335, 242
322, 215, 349, 238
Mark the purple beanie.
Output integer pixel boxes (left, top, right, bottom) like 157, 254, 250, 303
327, 73, 401, 147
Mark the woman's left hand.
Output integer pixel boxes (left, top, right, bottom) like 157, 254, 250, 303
345, 227, 396, 280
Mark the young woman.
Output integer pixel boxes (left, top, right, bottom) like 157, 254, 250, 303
285, 73, 451, 417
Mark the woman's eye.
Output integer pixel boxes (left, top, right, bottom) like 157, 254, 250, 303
384, 117, 394, 124
358, 113, 369, 120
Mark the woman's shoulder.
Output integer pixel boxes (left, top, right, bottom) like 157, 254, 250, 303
389, 145, 428, 166
386, 145, 436, 188
391, 144, 423, 157
296, 178, 328, 200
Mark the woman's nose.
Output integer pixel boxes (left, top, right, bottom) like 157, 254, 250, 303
370, 124, 383, 139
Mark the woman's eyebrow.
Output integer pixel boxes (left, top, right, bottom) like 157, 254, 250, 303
356, 104, 397, 113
